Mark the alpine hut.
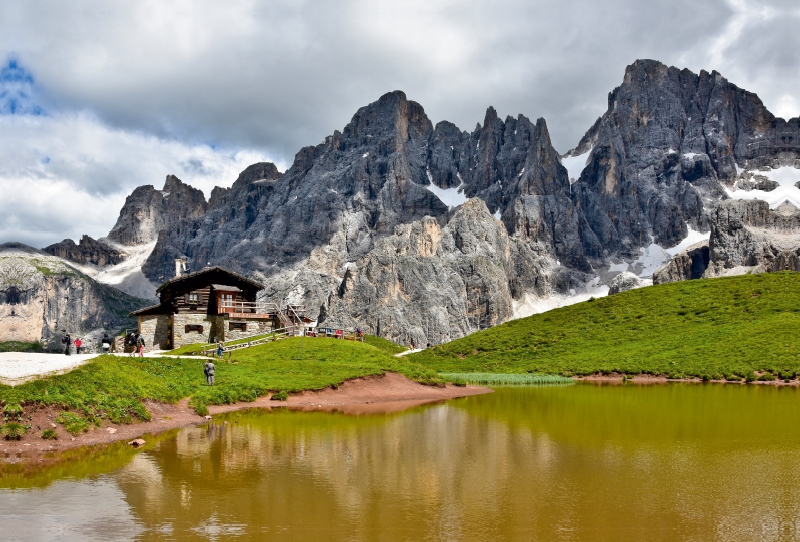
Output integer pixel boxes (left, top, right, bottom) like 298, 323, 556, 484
129, 262, 278, 350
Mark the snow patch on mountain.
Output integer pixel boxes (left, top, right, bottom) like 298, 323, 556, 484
511, 277, 610, 319
726, 166, 800, 208
606, 228, 710, 278
560, 148, 592, 184
70, 240, 158, 300
426, 169, 469, 209
665, 228, 710, 256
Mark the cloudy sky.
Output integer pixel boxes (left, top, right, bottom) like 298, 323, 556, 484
1, 0, 798, 248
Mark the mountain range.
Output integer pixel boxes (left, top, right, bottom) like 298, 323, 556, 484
6, 58, 798, 346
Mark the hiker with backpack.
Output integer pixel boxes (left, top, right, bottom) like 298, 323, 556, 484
137, 334, 145, 356
62, 332, 71, 356
127, 332, 137, 356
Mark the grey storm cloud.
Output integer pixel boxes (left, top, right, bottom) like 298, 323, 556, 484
0, 0, 798, 247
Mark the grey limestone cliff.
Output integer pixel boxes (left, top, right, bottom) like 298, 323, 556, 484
257, 199, 583, 346
653, 200, 800, 283
43, 235, 124, 267
652, 243, 710, 284
107, 174, 208, 246
567, 59, 799, 259
0, 244, 146, 347
705, 200, 800, 275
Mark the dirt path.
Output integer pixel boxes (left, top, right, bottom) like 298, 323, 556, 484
1, 373, 491, 465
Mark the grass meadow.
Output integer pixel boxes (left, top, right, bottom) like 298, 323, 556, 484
0, 337, 441, 431
412, 272, 800, 381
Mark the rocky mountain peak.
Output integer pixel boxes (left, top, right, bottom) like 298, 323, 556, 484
106, 175, 208, 246
43, 235, 124, 267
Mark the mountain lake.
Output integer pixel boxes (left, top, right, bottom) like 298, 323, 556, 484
3, 382, 800, 541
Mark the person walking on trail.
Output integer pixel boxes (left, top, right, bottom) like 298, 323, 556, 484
137, 334, 145, 357
62, 332, 71, 356
204, 360, 215, 386
101, 332, 112, 354
127, 332, 137, 356
74, 337, 82, 355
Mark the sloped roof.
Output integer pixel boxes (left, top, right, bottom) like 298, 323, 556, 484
129, 302, 168, 316
156, 266, 264, 294
211, 284, 242, 292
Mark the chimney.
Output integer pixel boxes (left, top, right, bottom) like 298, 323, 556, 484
174, 259, 187, 278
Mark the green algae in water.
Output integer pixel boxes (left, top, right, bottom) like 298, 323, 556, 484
439, 372, 574, 385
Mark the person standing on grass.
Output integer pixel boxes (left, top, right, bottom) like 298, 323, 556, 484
74, 337, 82, 354
204, 360, 215, 386
217, 341, 224, 358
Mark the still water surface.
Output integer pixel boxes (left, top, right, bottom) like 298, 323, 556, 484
4, 383, 800, 541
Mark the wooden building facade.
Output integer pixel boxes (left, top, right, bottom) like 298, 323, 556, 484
130, 266, 279, 350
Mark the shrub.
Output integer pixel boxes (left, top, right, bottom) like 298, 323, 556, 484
2, 422, 27, 440
41, 428, 58, 440
271, 390, 289, 401
758, 373, 777, 381
56, 412, 88, 436
2, 402, 23, 421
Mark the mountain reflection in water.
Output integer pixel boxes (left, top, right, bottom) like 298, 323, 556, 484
4, 383, 800, 541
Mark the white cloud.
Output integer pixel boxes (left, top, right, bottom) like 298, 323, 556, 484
0, 112, 276, 247
1, 0, 799, 250
1, 0, 742, 157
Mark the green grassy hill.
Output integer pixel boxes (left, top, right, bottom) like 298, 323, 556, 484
0, 337, 441, 434
411, 272, 800, 380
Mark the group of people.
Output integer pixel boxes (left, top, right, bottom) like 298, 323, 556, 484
60, 328, 217, 387
308, 327, 364, 339
61, 333, 82, 355
60, 331, 118, 355
125, 332, 146, 356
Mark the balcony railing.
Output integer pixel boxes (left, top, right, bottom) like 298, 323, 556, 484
218, 301, 281, 315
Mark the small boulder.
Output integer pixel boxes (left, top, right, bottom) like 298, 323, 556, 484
128, 438, 146, 447
106, 427, 117, 434
609, 272, 647, 295
204, 415, 213, 420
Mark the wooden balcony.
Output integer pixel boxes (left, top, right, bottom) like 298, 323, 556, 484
218, 301, 282, 318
